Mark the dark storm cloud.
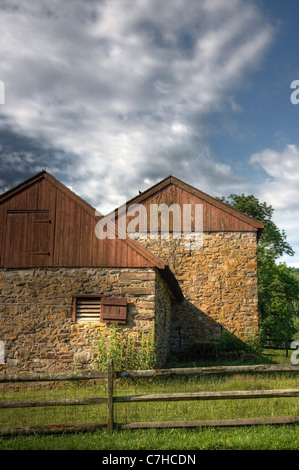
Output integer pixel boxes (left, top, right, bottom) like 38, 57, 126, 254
0, 0, 273, 212
0, 130, 80, 194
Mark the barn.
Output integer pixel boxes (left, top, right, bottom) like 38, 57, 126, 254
0, 171, 263, 373
114, 175, 264, 352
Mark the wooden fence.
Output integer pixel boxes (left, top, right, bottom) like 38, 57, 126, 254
0, 362, 298, 436
263, 338, 297, 357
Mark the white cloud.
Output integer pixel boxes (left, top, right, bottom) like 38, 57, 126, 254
250, 144, 299, 208
249, 144, 299, 267
252, 144, 299, 179
0, 0, 273, 211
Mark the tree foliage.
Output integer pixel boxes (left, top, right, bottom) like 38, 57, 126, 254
218, 194, 294, 259
218, 194, 299, 340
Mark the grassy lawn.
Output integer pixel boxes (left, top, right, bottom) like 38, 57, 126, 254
0, 425, 298, 450
0, 349, 298, 450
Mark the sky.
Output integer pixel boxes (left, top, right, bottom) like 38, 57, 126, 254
0, 0, 299, 266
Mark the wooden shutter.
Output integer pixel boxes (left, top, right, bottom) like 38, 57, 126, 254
74, 297, 101, 323
101, 297, 127, 324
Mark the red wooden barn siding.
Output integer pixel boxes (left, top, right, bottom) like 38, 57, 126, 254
117, 182, 262, 233
0, 174, 158, 269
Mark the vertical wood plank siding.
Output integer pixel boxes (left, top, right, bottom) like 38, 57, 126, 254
119, 184, 259, 233
0, 175, 156, 268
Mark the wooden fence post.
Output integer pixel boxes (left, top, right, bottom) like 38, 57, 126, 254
107, 359, 114, 433
285, 339, 289, 357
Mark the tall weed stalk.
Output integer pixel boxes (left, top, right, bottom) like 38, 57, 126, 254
93, 326, 156, 371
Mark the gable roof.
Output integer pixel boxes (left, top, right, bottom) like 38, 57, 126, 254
112, 175, 264, 236
0, 170, 165, 268
0, 171, 183, 300
0, 170, 97, 217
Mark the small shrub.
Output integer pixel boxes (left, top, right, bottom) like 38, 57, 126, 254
214, 331, 264, 360
187, 331, 261, 362
92, 326, 156, 371
214, 331, 245, 356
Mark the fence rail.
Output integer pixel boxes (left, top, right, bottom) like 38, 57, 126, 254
0, 363, 297, 383
0, 362, 298, 436
263, 338, 297, 357
114, 389, 299, 403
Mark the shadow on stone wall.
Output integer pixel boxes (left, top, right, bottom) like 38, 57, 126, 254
170, 299, 223, 354
169, 299, 260, 363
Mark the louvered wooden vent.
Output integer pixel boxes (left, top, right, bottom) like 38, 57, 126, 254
73, 297, 101, 323
72, 296, 127, 324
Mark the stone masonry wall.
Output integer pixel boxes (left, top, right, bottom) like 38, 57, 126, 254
155, 271, 172, 367
0, 267, 167, 374
137, 232, 259, 353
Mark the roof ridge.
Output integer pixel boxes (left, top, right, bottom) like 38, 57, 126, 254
111, 174, 264, 230
0, 170, 169, 271
0, 170, 97, 216
170, 176, 264, 229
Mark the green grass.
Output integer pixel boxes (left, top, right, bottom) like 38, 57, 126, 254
262, 348, 296, 364
0, 425, 298, 450
0, 349, 298, 450
168, 345, 293, 368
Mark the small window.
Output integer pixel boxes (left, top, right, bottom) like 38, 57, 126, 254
72, 296, 101, 323
72, 296, 127, 324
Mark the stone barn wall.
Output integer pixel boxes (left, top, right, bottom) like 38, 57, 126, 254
0, 266, 172, 374
137, 232, 259, 353
154, 271, 172, 366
